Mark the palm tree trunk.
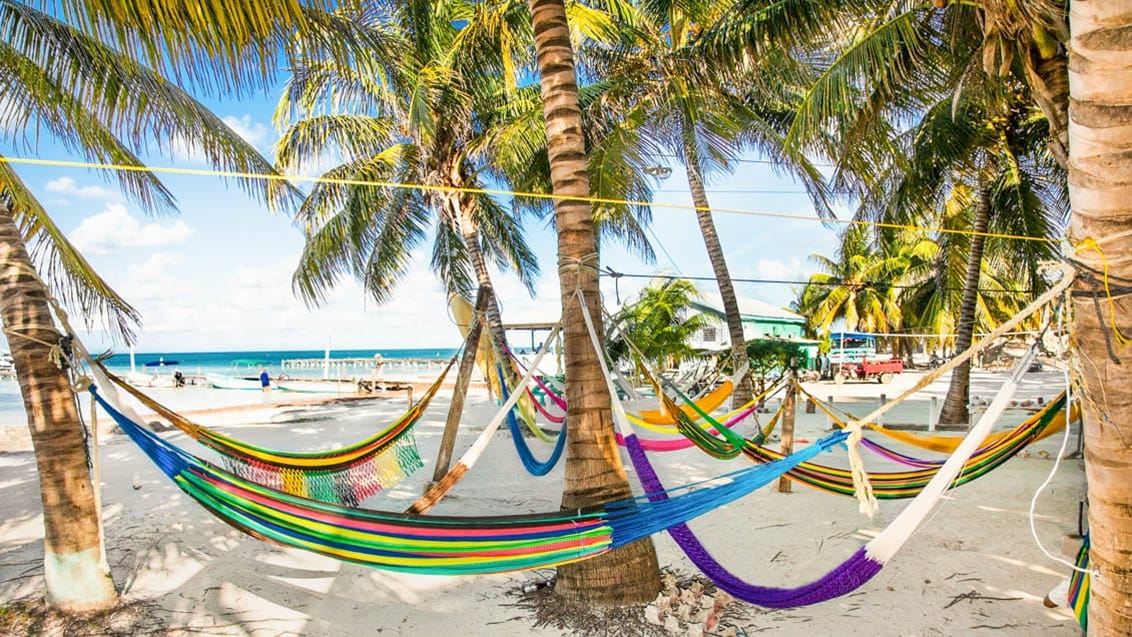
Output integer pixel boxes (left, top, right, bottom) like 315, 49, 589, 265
680, 120, 753, 409
527, 0, 660, 605
0, 205, 117, 612
445, 157, 513, 363
451, 196, 510, 361
939, 186, 991, 425
1068, 2, 1132, 632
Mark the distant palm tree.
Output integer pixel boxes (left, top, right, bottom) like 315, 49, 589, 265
525, 0, 661, 605
607, 278, 706, 375
0, 0, 354, 613
795, 225, 904, 338
275, 0, 539, 367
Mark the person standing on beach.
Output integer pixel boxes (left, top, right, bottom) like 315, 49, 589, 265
259, 368, 271, 392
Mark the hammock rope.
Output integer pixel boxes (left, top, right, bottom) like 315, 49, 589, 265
93, 360, 454, 506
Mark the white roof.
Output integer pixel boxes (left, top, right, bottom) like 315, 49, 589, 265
692, 292, 803, 322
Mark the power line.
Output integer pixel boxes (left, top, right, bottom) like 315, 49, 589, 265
0, 156, 1057, 244
601, 267, 1037, 295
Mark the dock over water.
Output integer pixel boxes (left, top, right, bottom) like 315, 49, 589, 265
280, 356, 452, 374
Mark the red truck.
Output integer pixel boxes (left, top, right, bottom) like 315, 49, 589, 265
834, 357, 904, 384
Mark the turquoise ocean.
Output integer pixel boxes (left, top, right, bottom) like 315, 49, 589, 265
0, 348, 459, 427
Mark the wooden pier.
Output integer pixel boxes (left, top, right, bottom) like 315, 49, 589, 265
280, 357, 451, 374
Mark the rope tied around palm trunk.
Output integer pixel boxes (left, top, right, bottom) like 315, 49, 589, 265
1069, 235, 1132, 364
558, 252, 600, 294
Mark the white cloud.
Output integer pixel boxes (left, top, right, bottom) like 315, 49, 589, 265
120, 253, 189, 302
70, 203, 194, 255
222, 114, 272, 151
168, 113, 276, 164
45, 177, 119, 200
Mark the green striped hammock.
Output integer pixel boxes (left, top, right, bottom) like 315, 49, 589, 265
99, 358, 455, 506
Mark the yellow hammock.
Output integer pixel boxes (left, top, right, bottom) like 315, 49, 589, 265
635, 379, 734, 426
449, 293, 539, 432
794, 382, 1078, 453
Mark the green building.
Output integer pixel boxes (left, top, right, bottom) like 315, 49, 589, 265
688, 292, 820, 367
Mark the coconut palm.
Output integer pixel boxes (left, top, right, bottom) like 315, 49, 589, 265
767, 1, 1064, 423
607, 278, 707, 375
853, 66, 1064, 423
275, 1, 539, 372
796, 225, 905, 339
525, 0, 661, 605
0, 0, 362, 613
579, 0, 833, 411
1065, 1, 1132, 633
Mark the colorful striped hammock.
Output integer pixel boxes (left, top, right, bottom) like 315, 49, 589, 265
677, 386, 1068, 498
1068, 533, 1090, 630
95, 359, 455, 506
640, 358, 1070, 498
793, 382, 1076, 455
90, 383, 849, 576
635, 379, 734, 425
497, 363, 567, 476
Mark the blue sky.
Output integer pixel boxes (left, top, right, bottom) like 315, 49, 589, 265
4, 93, 841, 355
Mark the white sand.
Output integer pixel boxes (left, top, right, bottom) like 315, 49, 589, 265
0, 369, 1086, 635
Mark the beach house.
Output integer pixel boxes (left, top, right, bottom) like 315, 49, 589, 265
688, 292, 820, 365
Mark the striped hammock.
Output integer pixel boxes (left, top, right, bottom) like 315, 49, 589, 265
1068, 533, 1090, 630
794, 382, 1076, 456
96, 359, 455, 506
90, 383, 848, 576
497, 363, 567, 476
636, 355, 1070, 498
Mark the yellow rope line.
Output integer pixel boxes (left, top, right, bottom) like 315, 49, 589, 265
1074, 237, 1130, 347
0, 156, 1054, 243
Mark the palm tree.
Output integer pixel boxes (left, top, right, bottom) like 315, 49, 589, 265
772, 2, 1063, 424
1066, 1, 1132, 633
607, 278, 707, 376
855, 69, 1064, 423
796, 225, 904, 339
585, 0, 831, 410
0, 0, 355, 613
525, 0, 661, 605
275, 1, 539, 373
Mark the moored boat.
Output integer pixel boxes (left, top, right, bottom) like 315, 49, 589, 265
207, 373, 264, 390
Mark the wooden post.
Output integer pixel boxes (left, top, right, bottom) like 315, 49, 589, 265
778, 382, 797, 493
429, 286, 489, 485
877, 393, 886, 427
929, 396, 939, 432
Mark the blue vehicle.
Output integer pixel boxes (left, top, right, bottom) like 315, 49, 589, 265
826, 331, 881, 365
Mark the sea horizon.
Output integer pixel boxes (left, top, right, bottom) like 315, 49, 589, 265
0, 347, 462, 427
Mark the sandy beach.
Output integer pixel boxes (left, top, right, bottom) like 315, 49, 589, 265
0, 367, 1086, 635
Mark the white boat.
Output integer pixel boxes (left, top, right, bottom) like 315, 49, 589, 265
207, 373, 264, 391
275, 379, 358, 394
124, 371, 176, 388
